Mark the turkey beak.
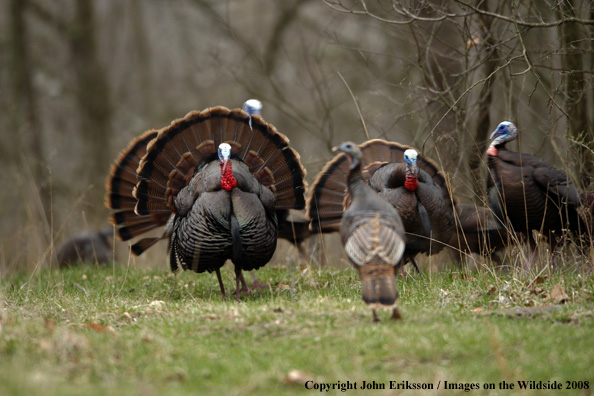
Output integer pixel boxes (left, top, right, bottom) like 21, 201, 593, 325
331, 146, 338, 153
489, 130, 499, 141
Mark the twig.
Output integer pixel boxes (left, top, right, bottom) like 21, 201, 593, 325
455, 0, 594, 27
337, 71, 370, 141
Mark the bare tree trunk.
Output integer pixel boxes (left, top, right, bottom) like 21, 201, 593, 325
9, 0, 51, 222
70, 0, 113, 217
468, 14, 497, 201
561, 3, 593, 186
131, 0, 152, 113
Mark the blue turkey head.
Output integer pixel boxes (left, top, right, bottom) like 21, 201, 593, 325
490, 121, 518, 146
242, 99, 262, 130
404, 149, 418, 176
218, 143, 232, 163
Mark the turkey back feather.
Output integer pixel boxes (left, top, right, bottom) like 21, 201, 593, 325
308, 139, 452, 232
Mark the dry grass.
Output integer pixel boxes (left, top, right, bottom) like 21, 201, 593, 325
1, 256, 593, 396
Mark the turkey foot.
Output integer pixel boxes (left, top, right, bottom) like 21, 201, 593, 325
248, 271, 269, 290
390, 307, 402, 320
216, 269, 227, 299
372, 309, 380, 323
234, 270, 251, 301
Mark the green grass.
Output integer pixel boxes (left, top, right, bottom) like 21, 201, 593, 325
1, 262, 593, 396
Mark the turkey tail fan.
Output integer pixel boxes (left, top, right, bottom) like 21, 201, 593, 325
308, 153, 351, 232
359, 263, 398, 308
135, 106, 307, 217
359, 139, 454, 207
307, 138, 453, 232
105, 129, 170, 248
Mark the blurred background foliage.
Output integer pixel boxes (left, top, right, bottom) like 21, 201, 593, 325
1, 0, 592, 272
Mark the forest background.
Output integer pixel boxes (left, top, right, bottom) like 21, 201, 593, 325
2, 0, 593, 272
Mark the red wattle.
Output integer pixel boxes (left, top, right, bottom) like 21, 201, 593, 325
221, 161, 237, 191
486, 146, 498, 156
404, 175, 418, 191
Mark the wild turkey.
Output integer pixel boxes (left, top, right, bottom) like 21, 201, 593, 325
106, 102, 307, 299
54, 226, 113, 268
333, 141, 406, 322
308, 139, 456, 272
277, 209, 317, 262
486, 121, 582, 260
448, 203, 508, 262
242, 100, 317, 262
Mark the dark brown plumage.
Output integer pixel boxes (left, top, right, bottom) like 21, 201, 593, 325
106, 105, 306, 299
448, 203, 508, 260
309, 139, 455, 271
333, 142, 406, 322
277, 209, 317, 262
487, 121, 582, 258
54, 226, 113, 268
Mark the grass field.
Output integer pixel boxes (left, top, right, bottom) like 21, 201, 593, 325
1, 259, 593, 396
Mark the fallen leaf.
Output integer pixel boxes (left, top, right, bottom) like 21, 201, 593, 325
45, 318, 55, 333
121, 312, 134, 322
531, 275, 547, 285
85, 323, 114, 334
486, 285, 497, 295
549, 284, 568, 304
149, 300, 166, 308
472, 307, 484, 313
284, 369, 314, 385
278, 283, 291, 291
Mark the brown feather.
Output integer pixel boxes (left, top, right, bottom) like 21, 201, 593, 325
105, 103, 307, 299
309, 139, 456, 266
333, 142, 406, 320
359, 263, 398, 308
136, 106, 306, 214
488, 145, 582, 248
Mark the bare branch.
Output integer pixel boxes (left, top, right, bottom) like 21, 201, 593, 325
510, 4, 570, 119
455, 0, 594, 27
320, 0, 415, 25
337, 71, 370, 140
27, 0, 69, 36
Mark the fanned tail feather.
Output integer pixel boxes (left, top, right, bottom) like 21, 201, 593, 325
136, 106, 306, 217
359, 263, 398, 308
106, 105, 307, 258
105, 129, 167, 248
307, 139, 453, 232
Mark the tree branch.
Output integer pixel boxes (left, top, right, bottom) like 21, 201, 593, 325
455, 0, 594, 27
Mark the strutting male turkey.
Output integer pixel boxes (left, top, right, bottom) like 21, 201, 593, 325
332, 142, 406, 322
105, 101, 307, 299
308, 139, 457, 272
308, 139, 508, 267
486, 121, 583, 262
